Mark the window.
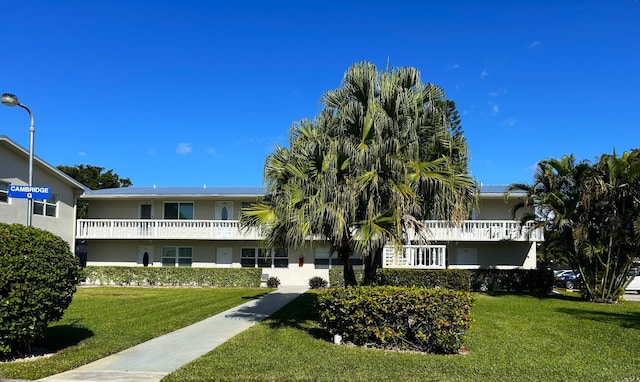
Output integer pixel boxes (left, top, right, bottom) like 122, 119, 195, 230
241, 248, 259, 268
0, 181, 8, 203
34, 194, 58, 217
140, 204, 152, 219
161, 247, 192, 267
164, 202, 193, 220
313, 248, 362, 268
241, 248, 288, 268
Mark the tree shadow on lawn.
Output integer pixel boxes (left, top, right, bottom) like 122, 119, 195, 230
555, 307, 640, 330
241, 292, 269, 300
262, 292, 328, 340
35, 320, 94, 354
477, 290, 585, 302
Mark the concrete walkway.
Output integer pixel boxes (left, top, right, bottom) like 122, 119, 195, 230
38, 285, 308, 382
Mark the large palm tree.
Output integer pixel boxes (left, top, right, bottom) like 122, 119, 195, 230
242, 62, 477, 286
318, 62, 476, 284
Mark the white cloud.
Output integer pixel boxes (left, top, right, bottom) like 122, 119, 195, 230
489, 88, 507, 97
503, 118, 516, 126
78, 151, 86, 157
480, 69, 489, 79
529, 40, 540, 48
176, 143, 192, 154
489, 101, 499, 114
206, 147, 216, 155
448, 63, 460, 70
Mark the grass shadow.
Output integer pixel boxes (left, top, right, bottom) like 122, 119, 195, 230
35, 320, 94, 353
263, 292, 328, 340
556, 307, 640, 329
241, 292, 269, 300
474, 289, 585, 302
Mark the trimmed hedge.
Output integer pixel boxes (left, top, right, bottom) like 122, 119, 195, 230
83, 266, 262, 287
0, 223, 81, 357
328, 269, 364, 287
469, 269, 554, 293
317, 286, 473, 354
329, 268, 470, 290
376, 269, 470, 290
330, 267, 554, 293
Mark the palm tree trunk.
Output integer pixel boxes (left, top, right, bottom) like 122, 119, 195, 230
342, 255, 357, 286
337, 242, 357, 286
363, 247, 382, 286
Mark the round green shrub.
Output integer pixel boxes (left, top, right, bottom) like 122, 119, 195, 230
0, 223, 81, 357
309, 276, 328, 289
317, 286, 473, 354
266, 276, 281, 288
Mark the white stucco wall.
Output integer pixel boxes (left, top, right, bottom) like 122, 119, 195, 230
0, 143, 81, 247
84, 239, 334, 286
475, 194, 532, 221
446, 241, 537, 269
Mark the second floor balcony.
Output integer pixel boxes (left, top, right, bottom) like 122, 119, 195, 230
76, 219, 262, 240
76, 219, 543, 242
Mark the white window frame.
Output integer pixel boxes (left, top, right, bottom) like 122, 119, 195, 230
163, 201, 194, 220
241, 248, 288, 268
0, 181, 9, 203
161, 246, 193, 267
33, 193, 58, 217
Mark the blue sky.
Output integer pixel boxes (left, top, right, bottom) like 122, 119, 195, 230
1, 1, 639, 188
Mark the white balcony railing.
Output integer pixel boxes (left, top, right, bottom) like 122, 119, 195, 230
76, 219, 543, 242
383, 245, 447, 269
419, 220, 544, 242
76, 219, 262, 240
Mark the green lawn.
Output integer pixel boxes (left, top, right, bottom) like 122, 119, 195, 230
163, 291, 640, 382
3, 288, 640, 381
0, 286, 269, 380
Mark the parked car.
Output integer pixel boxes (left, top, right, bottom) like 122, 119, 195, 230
555, 270, 580, 290
625, 269, 640, 294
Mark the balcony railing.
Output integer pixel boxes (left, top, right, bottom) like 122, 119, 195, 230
76, 219, 262, 240
419, 220, 544, 242
76, 219, 543, 242
383, 245, 447, 269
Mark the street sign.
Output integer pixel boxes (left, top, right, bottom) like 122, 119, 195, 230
8, 185, 51, 200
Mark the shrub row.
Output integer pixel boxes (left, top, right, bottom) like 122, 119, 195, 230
328, 268, 469, 290
83, 266, 262, 287
329, 267, 553, 293
469, 268, 554, 293
376, 269, 470, 290
328, 269, 364, 287
317, 286, 473, 354
0, 223, 81, 358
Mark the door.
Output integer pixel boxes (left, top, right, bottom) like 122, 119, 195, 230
215, 201, 234, 238
138, 246, 154, 266
216, 247, 233, 267
215, 201, 233, 220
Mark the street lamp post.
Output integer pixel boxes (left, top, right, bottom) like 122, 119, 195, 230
1, 93, 35, 226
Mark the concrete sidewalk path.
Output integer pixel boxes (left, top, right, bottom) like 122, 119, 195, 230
39, 285, 308, 382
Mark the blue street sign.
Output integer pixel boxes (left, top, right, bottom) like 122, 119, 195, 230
8, 185, 51, 200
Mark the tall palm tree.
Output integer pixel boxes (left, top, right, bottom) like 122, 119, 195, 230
319, 62, 476, 284
242, 62, 477, 286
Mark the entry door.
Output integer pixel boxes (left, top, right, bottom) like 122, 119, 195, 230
216, 247, 233, 267
215, 201, 234, 220
138, 246, 154, 266
215, 201, 234, 238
